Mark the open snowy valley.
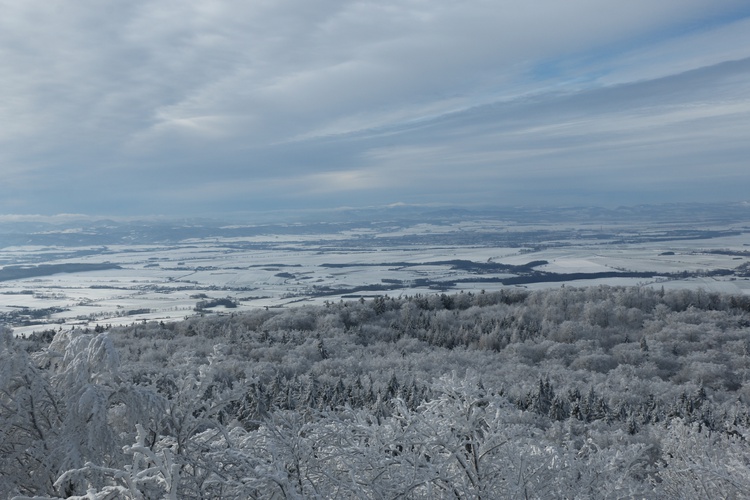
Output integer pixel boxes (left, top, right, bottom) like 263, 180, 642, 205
2, 204, 749, 337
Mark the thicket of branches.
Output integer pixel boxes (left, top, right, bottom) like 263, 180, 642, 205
3, 286, 750, 498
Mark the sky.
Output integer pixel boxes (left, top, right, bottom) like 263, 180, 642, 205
1, 0, 750, 217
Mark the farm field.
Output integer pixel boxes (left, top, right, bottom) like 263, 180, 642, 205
2, 204, 749, 336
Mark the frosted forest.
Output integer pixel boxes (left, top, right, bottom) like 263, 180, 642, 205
3, 286, 750, 499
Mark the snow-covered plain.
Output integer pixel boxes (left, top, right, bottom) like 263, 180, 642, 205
2, 213, 749, 336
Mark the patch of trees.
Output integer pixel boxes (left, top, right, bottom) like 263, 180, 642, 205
736, 261, 750, 277
0, 306, 68, 326
3, 285, 750, 498
194, 297, 238, 311
462, 270, 660, 285
320, 257, 746, 290
0, 263, 121, 282
125, 308, 152, 316
320, 259, 548, 274
703, 249, 750, 257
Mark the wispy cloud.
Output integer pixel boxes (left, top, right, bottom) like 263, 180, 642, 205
0, 0, 748, 214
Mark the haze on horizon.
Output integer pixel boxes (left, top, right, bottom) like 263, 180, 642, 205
2, 1, 750, 218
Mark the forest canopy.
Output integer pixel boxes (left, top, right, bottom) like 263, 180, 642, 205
3, 285, 750, 499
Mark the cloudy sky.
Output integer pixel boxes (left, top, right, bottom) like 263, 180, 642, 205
2, 1, 750, 216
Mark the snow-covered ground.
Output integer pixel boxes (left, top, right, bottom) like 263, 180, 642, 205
2, 216, 749, 336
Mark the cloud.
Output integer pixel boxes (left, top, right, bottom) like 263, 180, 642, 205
0, 0, 749, 214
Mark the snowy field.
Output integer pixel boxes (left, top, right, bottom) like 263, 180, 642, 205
2, 211, 749, 336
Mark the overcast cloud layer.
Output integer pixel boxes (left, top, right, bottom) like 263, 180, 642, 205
1, 1, 750, 216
